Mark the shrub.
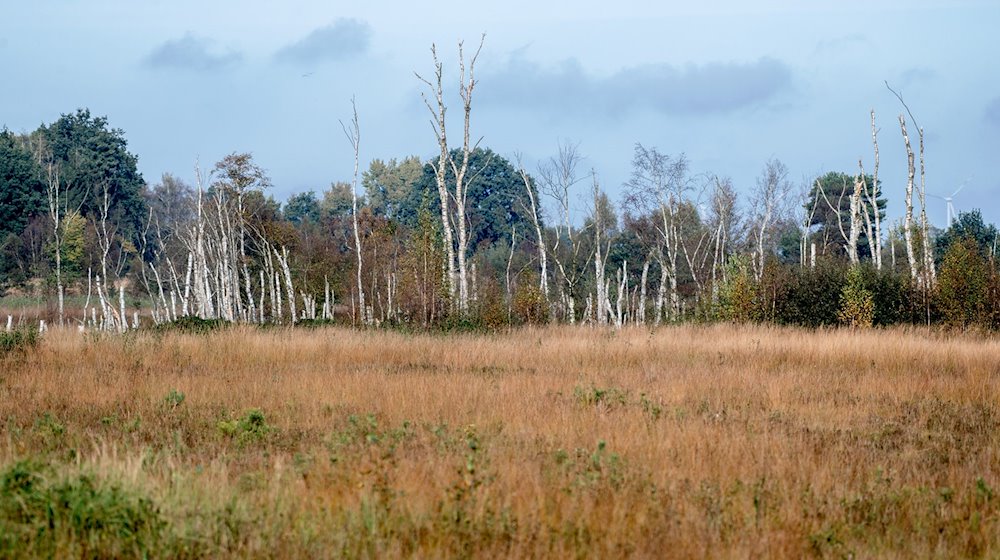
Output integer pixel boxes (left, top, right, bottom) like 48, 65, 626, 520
153, 316, 230, 334
0, 328, 39, 358
162, 389, 185, 409
512, 276, 549, 325
0, 460, 163, 557
716, 255, 760, 323
839, 266, 875, 328
936, 238, 991, 328
777, 259, 845, 327
218, 409, 274, 446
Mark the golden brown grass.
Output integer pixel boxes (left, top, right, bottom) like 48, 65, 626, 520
2, 324, 999, 558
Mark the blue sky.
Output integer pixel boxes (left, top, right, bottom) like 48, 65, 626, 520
2, 0, 998, 228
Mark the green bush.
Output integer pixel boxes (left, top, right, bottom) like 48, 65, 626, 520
775, 259, 845, 327
0, 460, 163, 558
152, 316, 231, 334
512, 275, 549, 325
838, 266, 875, 328
716, 255, 760, 323
0, 328, 39, 358
218, 409, 274, 446
936, 238, 992, 328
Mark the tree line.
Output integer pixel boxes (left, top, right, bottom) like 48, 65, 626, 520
2, 41, 998, 331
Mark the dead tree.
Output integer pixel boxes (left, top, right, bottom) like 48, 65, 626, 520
341, 98, 367, 325
897, 115, 919, 280
538, 140, 588, 323
416, 35, 485, 313
516, 155, 548, 306
888, 82, 934, 283
591, 173, 612, 325
867, 110, 884, 269
799, 179, 821, 269
749, 159, 792, 281
624, 144, 689, 323
45, 159, 65, 326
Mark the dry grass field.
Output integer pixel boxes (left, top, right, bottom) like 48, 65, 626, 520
2, 324, 999, 558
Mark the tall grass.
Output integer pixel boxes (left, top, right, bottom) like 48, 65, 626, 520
1, 325, 998, 557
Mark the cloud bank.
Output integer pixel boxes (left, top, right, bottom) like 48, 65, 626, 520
986, 96, 1000, 127
274, 19, 372, 64
479, 56, 793, 117
144, 33, 242, 71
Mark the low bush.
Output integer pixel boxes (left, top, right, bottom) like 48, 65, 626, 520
0, 460, 164, 558
152, 316, 231, 335
0, 328, 39, 358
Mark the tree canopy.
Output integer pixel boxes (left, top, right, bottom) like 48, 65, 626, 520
404, 148, 544, 253
38, 109, 148, 244
0, 129, 45, 241
935, 210, 999, 261
805, 171, 886, 260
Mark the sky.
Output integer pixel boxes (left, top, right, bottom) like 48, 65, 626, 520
2, 0, 998, 229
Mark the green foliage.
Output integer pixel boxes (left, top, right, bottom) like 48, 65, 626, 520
935, 238, 993, 328
363, 156, 424, 220
573, 384, 629, 409
39, 109, 148, 245
403, 148, 543, 254
716, 255, 759, 322
33, 413, 66, 447
771, 259, 845, 327
56, 210, 87, 280
805, 171, 886, 260
0, 328, 40, 358
218, 409, 274, 446
0, 460, 163, 558
935, 210, 999, 262
0, 130, 45, 242
838, 266, 875, 328
162, 389, 185, 409
284, 190, 322, 225
152, 316, 231, 334
511, 275, 549, 325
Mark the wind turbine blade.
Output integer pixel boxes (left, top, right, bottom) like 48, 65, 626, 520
951, 184, 965, 198
927, 193, 945, 200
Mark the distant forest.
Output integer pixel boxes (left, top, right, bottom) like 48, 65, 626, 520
2, 48, 998, 331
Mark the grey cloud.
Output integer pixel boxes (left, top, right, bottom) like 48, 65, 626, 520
144, 33, 242, 71
986, 97, 1000, 126
899, 66, 936, 87
479, 56, 793, 117
813, 33, 869, 55
274, 19, 371, 64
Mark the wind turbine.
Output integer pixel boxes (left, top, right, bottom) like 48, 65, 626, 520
928, 179, 970, 228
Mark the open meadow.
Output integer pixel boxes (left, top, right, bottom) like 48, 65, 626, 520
2, 324, 1000, 558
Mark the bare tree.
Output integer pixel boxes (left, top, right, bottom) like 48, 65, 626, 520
416, 35, 485, 313
516, 154, 548, 306
897, 114, 919, 280
538, 140, 588, 322
341, 98, 367, 325
749, 158, 792, 281
591, 173, 612, 325
708, 176, 739, 287
867, 110, 884, 269
887, 82, 934, 283
44, 156, 65, 326
624, 144, 689, 322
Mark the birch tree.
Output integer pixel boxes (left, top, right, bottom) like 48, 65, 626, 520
416, 35, 485, 313
749, 158, 792, 281
623, 144, 689, 322
888, 82, 934, 283
538, 140, 589, 323
341, 98, 367, 324
516, 154, 548, 306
